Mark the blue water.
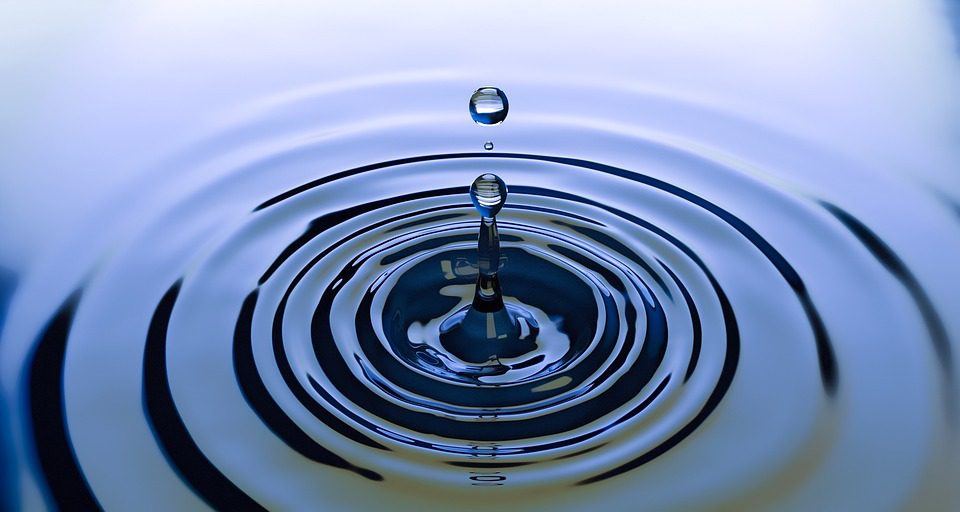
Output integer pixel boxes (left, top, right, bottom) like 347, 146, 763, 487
2, 2, 960, 511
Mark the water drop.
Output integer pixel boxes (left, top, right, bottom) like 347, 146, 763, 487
469, 87, 509, 125
484, 141, 494, 151
439, 174, 539, 364
470, 173, 507, 218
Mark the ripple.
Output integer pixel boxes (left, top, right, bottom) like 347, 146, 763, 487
5, 78, 957, 510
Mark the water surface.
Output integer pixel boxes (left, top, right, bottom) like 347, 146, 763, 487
1, 2, 960, 511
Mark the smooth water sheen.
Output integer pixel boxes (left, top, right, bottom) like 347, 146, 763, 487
2, 3, 960, 511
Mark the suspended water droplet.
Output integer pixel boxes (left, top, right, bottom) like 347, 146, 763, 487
483, 141, 494, 151
470, 173, 507, 218
469, 87, 509, 125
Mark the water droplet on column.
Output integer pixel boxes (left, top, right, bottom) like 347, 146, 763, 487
470, 173, 507, 218
439, 173, 540, 364
469, 87, 509, 125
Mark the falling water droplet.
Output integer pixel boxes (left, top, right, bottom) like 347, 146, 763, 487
483, 141, 494, 151
469, 87, 509, 125
470, 173, 507, 218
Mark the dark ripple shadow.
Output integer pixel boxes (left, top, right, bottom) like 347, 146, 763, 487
821, 201, 955, 419
26, 291, 101, 511
234, 289, 383, 480
143, 282, 266, 511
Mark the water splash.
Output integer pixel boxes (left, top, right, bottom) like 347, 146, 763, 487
438, 174, 540, 365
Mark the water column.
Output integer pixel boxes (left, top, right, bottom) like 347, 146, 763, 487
438, 174, 540, 363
